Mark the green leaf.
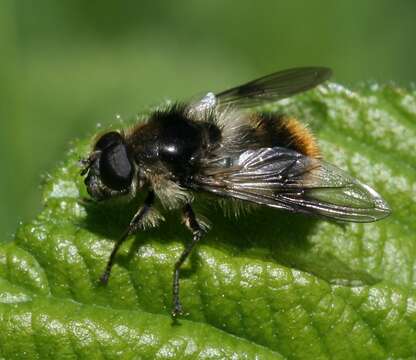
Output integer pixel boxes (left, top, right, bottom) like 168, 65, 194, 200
1, 83, 415, 359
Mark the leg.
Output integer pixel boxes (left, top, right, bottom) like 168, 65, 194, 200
100, 191, 155, 284
172, 204, 206, 317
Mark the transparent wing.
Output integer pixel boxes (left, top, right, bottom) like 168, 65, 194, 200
215, 67, 332, 108
196, 147, 390, 222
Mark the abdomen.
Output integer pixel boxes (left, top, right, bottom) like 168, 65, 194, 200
250, 113, 320, 158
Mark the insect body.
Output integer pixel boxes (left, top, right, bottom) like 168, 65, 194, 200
81, 67, 390, 317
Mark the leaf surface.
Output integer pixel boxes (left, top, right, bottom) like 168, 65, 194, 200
1, 83, 415, 359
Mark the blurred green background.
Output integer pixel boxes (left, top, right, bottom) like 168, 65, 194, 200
1, 0, 415, 239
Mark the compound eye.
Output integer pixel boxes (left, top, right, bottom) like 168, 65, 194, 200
95, 131, 123, 151
100, 144, 133, 190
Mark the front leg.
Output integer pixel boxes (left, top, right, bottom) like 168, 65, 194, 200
100, 191, 155, 284
172, 204, 207, 318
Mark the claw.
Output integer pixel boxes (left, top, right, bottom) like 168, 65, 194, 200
171, 303, 183, 319
99, 271, 110, 285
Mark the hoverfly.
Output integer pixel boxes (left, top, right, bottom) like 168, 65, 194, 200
80, 67, 390, 317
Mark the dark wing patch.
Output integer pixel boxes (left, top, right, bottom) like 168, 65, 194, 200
196, 147, 390, 222
215, 67, 331, 108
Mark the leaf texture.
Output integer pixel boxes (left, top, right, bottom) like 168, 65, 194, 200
0, 83, 415, 359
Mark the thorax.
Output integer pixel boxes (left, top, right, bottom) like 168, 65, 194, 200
127, 105, 221, 183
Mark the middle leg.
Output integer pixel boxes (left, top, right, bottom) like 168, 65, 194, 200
172, 203, 206, 318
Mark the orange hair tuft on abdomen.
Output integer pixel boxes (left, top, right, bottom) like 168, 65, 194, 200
251, 113, 320, 158
281, 117, 320, 158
